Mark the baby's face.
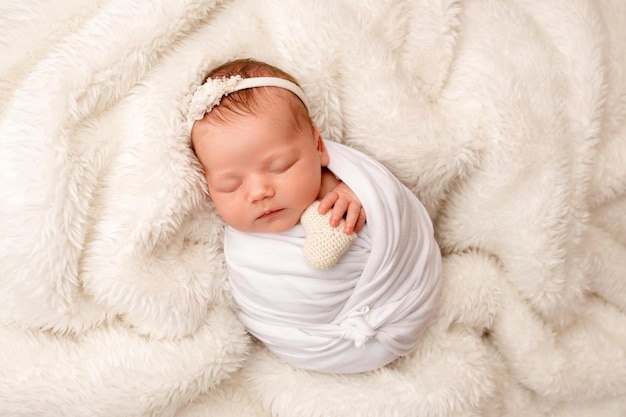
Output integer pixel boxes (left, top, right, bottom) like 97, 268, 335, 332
192, 96, 329, 233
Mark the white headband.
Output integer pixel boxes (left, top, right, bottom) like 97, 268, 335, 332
189, 75, 309, 121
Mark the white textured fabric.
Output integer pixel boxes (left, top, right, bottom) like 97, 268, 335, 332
225, 140, 442, 373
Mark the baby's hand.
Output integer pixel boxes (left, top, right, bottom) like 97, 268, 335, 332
318, 181, 366, 234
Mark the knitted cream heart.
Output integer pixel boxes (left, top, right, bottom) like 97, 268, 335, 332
300, 201, 357, 269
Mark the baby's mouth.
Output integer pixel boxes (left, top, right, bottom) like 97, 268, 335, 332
257, 209, 284, 220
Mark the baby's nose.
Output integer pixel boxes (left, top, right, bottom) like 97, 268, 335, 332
247, 175, 274, 202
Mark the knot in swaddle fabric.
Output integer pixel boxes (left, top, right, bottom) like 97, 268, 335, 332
225, 140, 442, 373
341, 306, 376, 349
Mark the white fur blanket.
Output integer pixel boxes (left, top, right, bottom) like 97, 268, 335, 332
1, 1, 625, 416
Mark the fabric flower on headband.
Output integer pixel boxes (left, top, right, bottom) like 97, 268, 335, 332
189, 75, 242, 121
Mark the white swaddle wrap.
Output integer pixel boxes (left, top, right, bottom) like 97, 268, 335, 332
225, 140, 442, 373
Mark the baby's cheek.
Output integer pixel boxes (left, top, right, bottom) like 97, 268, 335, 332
210, 196, 232, 221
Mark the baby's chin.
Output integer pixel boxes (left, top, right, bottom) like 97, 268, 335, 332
256, 220, 300, 234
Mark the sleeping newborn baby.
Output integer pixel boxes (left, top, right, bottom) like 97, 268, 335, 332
190, 58, 442, 373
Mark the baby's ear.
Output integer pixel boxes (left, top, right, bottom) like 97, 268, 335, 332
313, 126, 330, 166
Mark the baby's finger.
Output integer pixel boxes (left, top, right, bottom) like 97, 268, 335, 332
353, 208, 367, 233
318, 191, 338, 214
343, 203, 362, 234
330, 199, 349, 228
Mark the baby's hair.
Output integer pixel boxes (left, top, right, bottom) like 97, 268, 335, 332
202, 58, 311, 127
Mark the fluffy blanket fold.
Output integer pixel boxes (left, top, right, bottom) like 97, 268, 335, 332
225, 140, 441, 373
1, 0, 625, 416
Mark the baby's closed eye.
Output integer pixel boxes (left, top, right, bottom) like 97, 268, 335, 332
213, 178, 242, 193
268, 158, 297, 174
